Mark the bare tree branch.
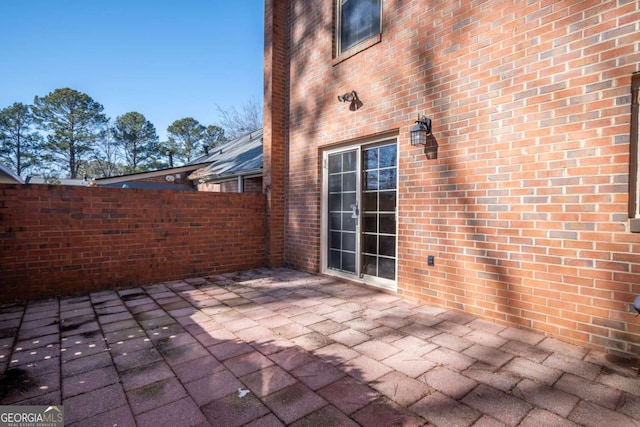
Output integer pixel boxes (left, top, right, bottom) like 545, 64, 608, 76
215, 98, 263, 140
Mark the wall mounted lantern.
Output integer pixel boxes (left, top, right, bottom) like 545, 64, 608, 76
410, 115, 432, 146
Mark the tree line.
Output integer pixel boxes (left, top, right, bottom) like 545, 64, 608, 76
0, 87, 262, 179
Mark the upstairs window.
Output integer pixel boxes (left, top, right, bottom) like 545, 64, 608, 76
630, 72, 640, 231
337, 0, 382, 55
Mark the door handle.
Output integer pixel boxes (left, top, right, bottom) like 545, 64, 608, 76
350, 204, 359, 219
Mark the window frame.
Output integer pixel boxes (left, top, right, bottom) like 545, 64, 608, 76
630, 72, 640, 232
334, 0, 383, 61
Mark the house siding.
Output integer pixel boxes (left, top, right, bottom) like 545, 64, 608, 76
269, 0, 640, 356
0, 184, 266, 303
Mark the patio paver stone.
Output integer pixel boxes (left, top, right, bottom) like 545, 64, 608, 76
1, 267, 639, 426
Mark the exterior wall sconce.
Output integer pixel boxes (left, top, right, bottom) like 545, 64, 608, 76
410, 115, 432, 146
337, 91, 357, 103
338, 91, 363, 111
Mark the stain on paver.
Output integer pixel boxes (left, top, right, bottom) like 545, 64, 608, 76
0, 368, 31, 400
119, 292, 146, 301
0, 328, 18, 339
135, 380, 165, 397
154, 336, 178, 353
263, 382, 327, 425
201, 391, 270, 426
59, 317, 94, 333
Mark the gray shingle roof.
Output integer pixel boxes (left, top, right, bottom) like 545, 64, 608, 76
0, 164, 24, 184
189, 129, 263, 181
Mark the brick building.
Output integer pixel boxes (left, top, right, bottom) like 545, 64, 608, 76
92, 130, 264, 192
189, 129, 264, 193
93, 163, 205, 190
263, 0, 640, 357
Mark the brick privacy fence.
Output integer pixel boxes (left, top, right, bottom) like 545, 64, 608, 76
273, 0, 640, 356
0, 184, 266, 303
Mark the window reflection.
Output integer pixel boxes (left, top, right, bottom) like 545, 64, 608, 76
362, 143, 397, 281
340, 0, 382, 53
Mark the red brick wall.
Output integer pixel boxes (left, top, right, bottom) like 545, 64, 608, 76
195, 177, 263, 193
279, 0, 640, 356
263, 0, 288, 267
244, 177, 263, 193
0, 184, 266, 303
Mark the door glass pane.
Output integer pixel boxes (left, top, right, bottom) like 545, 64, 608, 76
379, 214, 395, 234
365, 171, 378, 190
365, 147, 378, 169
329, 193, 341, 211
344, 172, 357, 191
327, 150, 358, 274
330, 213, 341, 230
378, 257, 396, 280
361, 143, 397, 281
364, 234, 377, 253
363, 192, 377, 211
330, 231, 341, 249
363, 214, 377, 232
379, 169, 396, 190
343, 151, 357, 171
329, 154, 342, 171
329, 250, 341, 269
329, 174, 341, 192
343, 232, 356, 251
379, 235, 395, 257
363, 255, 377, 276
379, 144, 397, 168
342, 252, 356, 272
342, 213, 356, 231
343, 193, 356, 210
379, 191, 395, 211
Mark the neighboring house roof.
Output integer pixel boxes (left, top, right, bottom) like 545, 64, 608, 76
25, 177, 87, 186
94, 163, 209, 190
189, 129, 263, 182
0, 164, 23, 184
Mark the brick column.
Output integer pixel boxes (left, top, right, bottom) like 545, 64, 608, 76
263, 0, 288, 267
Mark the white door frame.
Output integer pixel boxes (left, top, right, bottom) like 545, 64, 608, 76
320, 136, 398, 291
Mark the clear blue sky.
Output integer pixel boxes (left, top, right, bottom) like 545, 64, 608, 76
0, 1, 264, 140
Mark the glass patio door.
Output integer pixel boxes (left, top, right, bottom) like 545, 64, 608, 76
324, 141, 397, 290
327, 149, 359, 274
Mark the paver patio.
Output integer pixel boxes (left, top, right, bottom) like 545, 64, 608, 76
1, 268, 639, 426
